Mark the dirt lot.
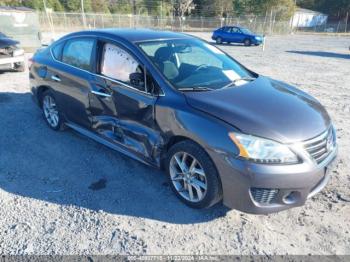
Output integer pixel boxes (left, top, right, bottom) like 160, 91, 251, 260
0, 33, 349, 255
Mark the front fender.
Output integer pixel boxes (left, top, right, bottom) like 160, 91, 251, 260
155, 98, 244, 204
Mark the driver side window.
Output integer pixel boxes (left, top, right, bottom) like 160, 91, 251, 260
100, 43, 145, 91
231, 27, 239, 33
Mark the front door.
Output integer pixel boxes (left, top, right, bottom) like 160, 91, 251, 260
89, 40, 160, 162
229, 27, 242, 43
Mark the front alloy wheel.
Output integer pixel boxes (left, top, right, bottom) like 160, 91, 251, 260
166, 141, 222, 209
170, 152, 207, 203
244, 39, 251, 46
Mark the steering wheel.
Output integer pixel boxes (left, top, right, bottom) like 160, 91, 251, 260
194, 64, 209, 72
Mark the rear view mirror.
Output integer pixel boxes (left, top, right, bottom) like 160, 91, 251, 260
174, 44, 192, 53
129, 72, 145, 90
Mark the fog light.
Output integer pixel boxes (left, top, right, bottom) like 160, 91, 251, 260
283, 191, 299, 204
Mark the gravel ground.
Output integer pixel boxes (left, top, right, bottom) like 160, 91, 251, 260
0, 33, 349, 255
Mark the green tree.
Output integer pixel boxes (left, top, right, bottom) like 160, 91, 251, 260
91, 0, 109, 13
197, 0, 233, 17
109, 0, 132, 14
234, 0, 295, 19
48, 0, 64, 11
173, 0, 195, 17
60, 0, 79, 11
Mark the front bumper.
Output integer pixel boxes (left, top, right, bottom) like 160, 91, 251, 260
252, 38, 263, 45
208, 143, 337, 214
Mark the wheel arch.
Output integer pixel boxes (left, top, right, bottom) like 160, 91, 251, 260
163, 135, 224, 206
160, 135, 222, 190
36, 85, 52, 107
244, 38, 251, 45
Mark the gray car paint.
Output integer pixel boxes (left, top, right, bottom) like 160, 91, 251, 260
30, 29, 337, 214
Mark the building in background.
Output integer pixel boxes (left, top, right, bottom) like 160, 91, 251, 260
291, 8, 328, 28
0, 6, 41, 51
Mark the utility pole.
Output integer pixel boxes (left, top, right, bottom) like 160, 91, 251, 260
81, 0, 86, 28
42, 0, 54, 38
132, 0, 136, 16
160, 0, 163, 29
345, 12, 349, 33
160, 0, 163, 19
132, 0, 136, 28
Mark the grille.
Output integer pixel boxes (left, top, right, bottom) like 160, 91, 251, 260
250, 188, 279, 204
303, 128, 335, 164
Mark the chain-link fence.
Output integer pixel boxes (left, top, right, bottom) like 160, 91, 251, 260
38, 11, 293, 36
38, 11, 350, 38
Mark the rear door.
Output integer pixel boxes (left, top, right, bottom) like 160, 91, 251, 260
89, 39, 160, 162
221, 26, 232, 42
49, 37, 96, 128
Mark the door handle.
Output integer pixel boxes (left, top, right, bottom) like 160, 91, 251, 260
91, 90, 112, 98
51, 75, 61, 82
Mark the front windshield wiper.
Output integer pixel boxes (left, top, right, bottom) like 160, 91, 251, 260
221, 76, 256, 89
178, 86, 214, 92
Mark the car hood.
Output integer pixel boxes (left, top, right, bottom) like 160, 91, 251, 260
184, 76, 331, 143
0, 37, 19, 48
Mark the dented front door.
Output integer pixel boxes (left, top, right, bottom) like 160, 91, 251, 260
89, 40, 160, 163
104, 78, 158, 160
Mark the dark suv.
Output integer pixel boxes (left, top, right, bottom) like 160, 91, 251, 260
30, 29, 337, 214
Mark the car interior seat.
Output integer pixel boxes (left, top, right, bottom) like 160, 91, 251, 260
154, 47, 179, 80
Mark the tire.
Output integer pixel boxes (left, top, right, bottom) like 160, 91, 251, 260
216, 37, 222, 44
165, 140, 222, 209
41, 90, 64, 131
244, 39, 251, 46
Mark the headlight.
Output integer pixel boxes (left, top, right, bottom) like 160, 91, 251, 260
255, 36, 261, 40
229, 132, 299, 164
13, 48, 24, 57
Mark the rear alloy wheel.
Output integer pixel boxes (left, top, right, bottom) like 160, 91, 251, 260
244, 39, 251, 46
166, 141, 222, 209
42, 91, 63, 130
216, 37, 222, 44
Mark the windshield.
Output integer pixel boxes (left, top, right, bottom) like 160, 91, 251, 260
240, 28, 253, 35
138, 39, 255, 90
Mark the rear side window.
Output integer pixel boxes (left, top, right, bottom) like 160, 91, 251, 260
62, 38, 94, 71
51, 41, 64, 60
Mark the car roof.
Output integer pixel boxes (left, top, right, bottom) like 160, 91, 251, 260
222, 26, 248, 29
63, 28, 193, 43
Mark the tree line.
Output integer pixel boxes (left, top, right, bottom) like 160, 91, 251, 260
0, 0, 349, 19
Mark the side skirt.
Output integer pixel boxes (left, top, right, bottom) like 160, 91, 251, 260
65, 122, 159, 168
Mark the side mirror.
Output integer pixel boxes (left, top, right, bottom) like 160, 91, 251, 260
129, 72, 145, 90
